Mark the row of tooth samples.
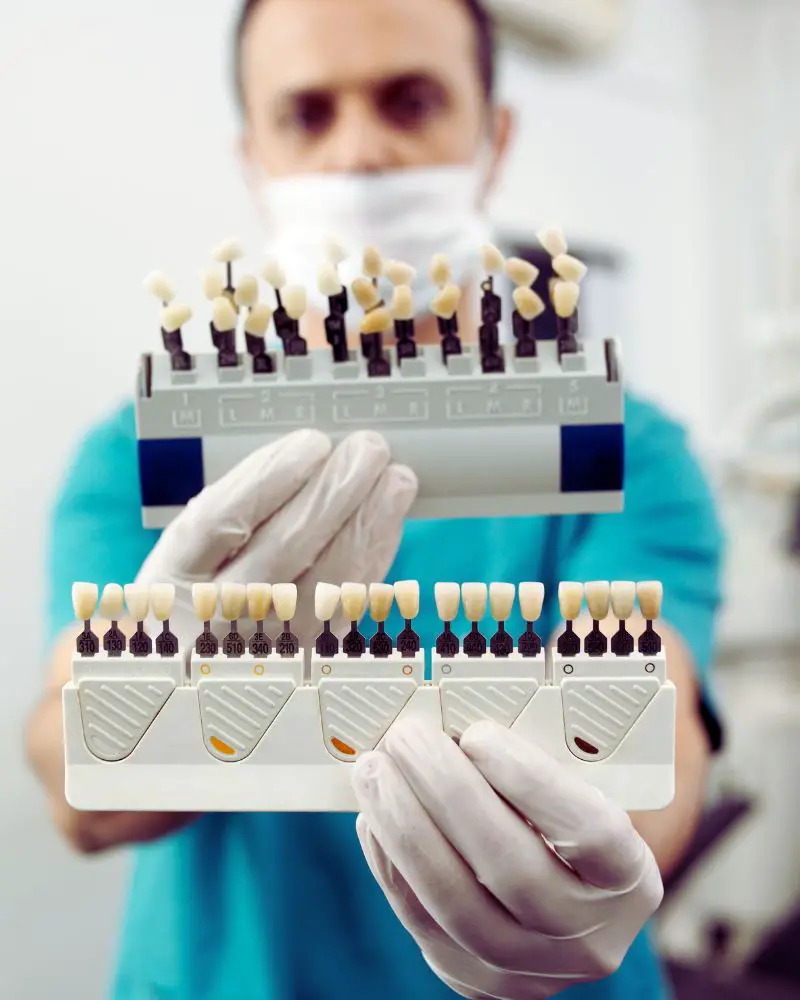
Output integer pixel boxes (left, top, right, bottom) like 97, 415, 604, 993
143, 228, 586, 376
191, 582, 299, 657
72, 583, 179, 657
314, 582, 420, 658
556, 581, 663, 657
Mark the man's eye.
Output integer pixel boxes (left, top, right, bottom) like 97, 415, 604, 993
378, 78, 447, 130
284, 94, 335, 135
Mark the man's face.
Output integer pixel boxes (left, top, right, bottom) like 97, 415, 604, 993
239, 0, 510, 178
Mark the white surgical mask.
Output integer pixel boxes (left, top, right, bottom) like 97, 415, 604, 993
258, 163, 494, 317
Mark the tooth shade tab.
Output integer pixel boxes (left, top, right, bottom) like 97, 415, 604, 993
317, 261, 343, 297
234, 274, 259, 308
212, 238, 244, 263
362, 245, 383, 279
537, 226, 568, 257
221, 582, 247, 621
351, 276, 380, 311
479, 243, 505, 274
435, 582, 460, 621
143, 270, 175, 304
432, 284, 461, 320
98, 583, 124, 620
384, 260, 416, 286
324, 239, 348, 264
518, 582, 545, 622
461, 582, 487, 622
123, 583, 150, 621
558, 581, 584, 621
369, 583, 394, 622
513, 286, 545, 320
212, 297, 237, 332
272, 583, 298, 621
72, 582, 99, 620
150, 583, 176, 621
245, 303, 272, 336
610, 581, 636, 620
390, 285, 414, 321
282, 285, 307, 321
360, 307, 391, 334
552, 253, 588, 283
315, 582, 341, 621
341, 582, 368, 621
261, 258, 286, 289
191, 583, 218, 622
489, 582, 515, 621
429, 253, 451, 288
504, 257, 539, 287
637, 581, 663, 620
553, 280, 580, 318
585, 581, 611, 620
201, 268, 225, 300
394, 580, 420, 619
161, 303, 192, 334
246, 583, 272, 621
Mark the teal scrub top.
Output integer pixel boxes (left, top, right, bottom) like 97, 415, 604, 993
46, 396, 723, 1000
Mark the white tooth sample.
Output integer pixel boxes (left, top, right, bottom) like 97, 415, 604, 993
434, 582, 460, 622
637, 581, 663, 620
245, 303, 272, 336
161, 303, 192, 334
324, 238, 348, 265
212, 296, 237, 332
261, 257, 286, 289
394, 580, 420, 619
553, 280, 580, 318
518, 582, 545, 622
585, 581, 610, 621
220, 582, 247, 621
504, 257, 539, 287
461, 582, 487, 622
552, 253, 588, 283
537, 225, 568, 257
315, 582, 341, 622
143, 270, 175, 304
98, 583, 124, 620
341, 582, 368, 621
489, 582, 515, 621
246, 583, 272, 621
282, 285, 307, 321
384, 260, 416, 286
610, 581, 636, 620
201, 267, 225, 300
272, 583, 298, 622
212, 237, 244, 263
317, 261, 343, 298
558, 581, 584, 621
72, 582, 99, 621
191, 583, 218, 622
234, 274, 259, 309
124, 584, 150, 622
369, 583, 394, 622
150, 583, 176, 622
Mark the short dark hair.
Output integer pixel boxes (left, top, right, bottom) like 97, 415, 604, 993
233, 0, 496, 107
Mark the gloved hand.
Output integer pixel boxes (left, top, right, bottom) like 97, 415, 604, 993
353, 718, 663, 1000
136, 428, 417, 646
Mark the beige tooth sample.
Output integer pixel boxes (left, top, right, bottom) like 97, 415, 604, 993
395, 580, 421, 656
429, 253, 451, 288
504, 256, 539, 287
610, 581, 636, 656
537, 225, 568, 257
489, 582, 515, 622
518, 582, 545, 656
552, 253, 588, 283
553, 280, 580, 318
480, 243, 505, 275
636, 581, 663, 620
72, 582, 99, 622
558, 581, 584, 621
368, 583, 394, 622
585, 581, 610, 621
461, 582, 487, 621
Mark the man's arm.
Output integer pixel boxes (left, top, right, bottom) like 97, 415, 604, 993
25, 621, 196, 854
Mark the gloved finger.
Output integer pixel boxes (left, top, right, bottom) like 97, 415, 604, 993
150, 429, 332, 578
459, 719, 658, 894
220, 430, 393, 585
380, 717, 587, 934
352, 749, 537, 974
359, 816, 564, 1000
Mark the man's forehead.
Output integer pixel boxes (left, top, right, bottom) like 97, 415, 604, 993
241, 0, 477, 94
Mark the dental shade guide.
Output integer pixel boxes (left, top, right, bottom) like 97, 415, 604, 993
461, 582, 488, 657
610, 581, 636, 656
64, 578, 675, 811
137, 233, 625, 529
314, 583, 341, 657
125, 584, 153, 656
368, 583, 394, 657
584, 580, 610, 656
99, 583, 126, 657
517, 581, 544, 656
637, 581, 663, 655
488, 582, 515, 657
247, 583, 273, 655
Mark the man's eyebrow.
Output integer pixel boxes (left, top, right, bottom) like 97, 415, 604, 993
272, 70, 450, 104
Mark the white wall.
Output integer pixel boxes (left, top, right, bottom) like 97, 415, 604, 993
0, 2, 728, 997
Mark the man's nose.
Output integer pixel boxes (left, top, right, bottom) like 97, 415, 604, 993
319, 93, 403, 173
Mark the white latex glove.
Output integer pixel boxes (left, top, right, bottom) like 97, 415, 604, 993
353, 718, 663, 1000
135, 428, 417, 646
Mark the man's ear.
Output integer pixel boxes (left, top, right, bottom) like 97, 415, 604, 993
482, 104, 514, 200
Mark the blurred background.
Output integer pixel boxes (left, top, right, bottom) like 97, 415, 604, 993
1, 0, 799, 997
